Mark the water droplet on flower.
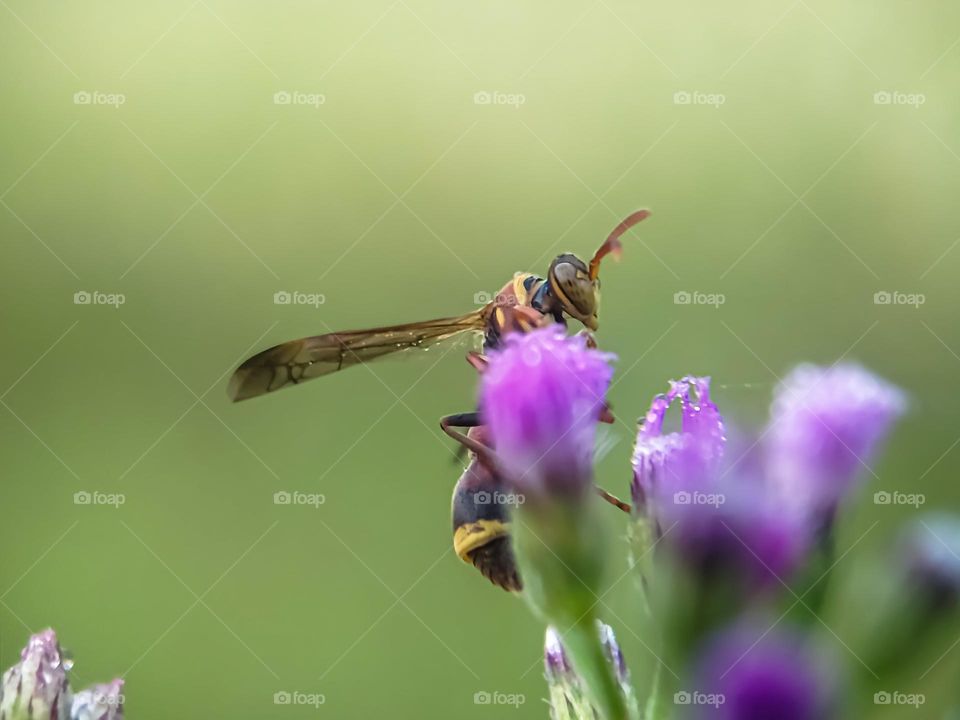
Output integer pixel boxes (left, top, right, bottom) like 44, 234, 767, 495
522, 346, 541, 367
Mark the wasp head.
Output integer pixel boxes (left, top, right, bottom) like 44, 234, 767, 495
548, 254, 600, 330
546, 209, 650, 332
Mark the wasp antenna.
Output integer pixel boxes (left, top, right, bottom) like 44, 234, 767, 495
589, 209, 651, 280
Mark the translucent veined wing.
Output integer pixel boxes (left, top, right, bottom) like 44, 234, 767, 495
228, 310, 487, 402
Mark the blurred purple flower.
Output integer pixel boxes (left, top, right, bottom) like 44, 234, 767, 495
686, 623, 837, 720
0, 629, 71, 720
481, 327, 615, 497
666, 493, 808, 586
902, 513, 960, 611
766, 363, 906, 515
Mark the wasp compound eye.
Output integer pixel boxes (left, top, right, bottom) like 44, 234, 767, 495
451, 462, 522, 592
548, 254, 599, 331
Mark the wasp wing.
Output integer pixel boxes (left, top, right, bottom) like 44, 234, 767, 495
228, 311, 487, 401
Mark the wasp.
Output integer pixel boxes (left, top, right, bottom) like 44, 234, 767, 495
228, 210, 647, 590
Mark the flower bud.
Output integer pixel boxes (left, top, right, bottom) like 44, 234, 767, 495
545, 623, 634, 720
0, 629, 72, 720
71, 679, 124, 720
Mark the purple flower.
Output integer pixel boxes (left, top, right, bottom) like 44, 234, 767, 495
766, 363, 906, 514
0, 629, 72, 720
481, 327, 615, 497
632, 377, 806, 584
685, 623, 837, 720
631, 376, 725, 512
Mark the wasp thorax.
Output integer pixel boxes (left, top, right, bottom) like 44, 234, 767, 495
451, 461, 522, 592
548, 254, 600, 330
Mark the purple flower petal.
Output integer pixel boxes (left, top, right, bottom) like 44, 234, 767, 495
597, 622, 630, 688
481, 328, 615, 496
766, 363, 906, 514
632, 377, 726, 511
665, 493, 809, 587
544, 627, 574, 682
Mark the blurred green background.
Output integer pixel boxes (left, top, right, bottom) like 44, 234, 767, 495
1, 1, 959, 717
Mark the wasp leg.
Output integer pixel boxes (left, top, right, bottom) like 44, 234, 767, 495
465, 351, 488, 374
595, 486, 632, 514
599, 403, 615, 424
440, 411, 482, 431
439, 412, 497, 469
442, 410, 482, 464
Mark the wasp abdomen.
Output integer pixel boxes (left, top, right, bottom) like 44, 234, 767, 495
463, 533, 521, 593
451, 461, 522, 592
